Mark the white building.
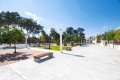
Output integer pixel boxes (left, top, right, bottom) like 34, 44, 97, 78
86, 36, 97, 44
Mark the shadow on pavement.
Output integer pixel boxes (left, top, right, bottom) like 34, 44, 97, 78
0, 52, 30, 62
81, 44, 91, 47
62, 52, 85, 57
36, 56, 55, 63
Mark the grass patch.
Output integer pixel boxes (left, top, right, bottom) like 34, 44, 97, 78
34, 45, 71, 51
50, 46, 71, 51
34, 46, 43, 48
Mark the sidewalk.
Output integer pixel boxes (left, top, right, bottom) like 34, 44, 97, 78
0, 44, 120, 80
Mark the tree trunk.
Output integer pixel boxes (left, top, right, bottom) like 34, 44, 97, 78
37, 38, 39, 46
49, 42, 50, 49
113, 40, 114, 48
37, 33, 39, 46
9, 43, 11, 46
14, 43, 17, 55
79, 40, 81, 46
26, 31, 29, 47
81, 39, 82, 46
39, 40, 40, 46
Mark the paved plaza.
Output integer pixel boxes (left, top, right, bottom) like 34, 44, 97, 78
0, 44, 120, 80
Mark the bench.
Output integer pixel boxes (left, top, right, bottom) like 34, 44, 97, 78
34, 52, 53, 62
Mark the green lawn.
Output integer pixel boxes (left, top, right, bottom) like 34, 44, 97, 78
50, 46, 71, 51
35, 45, 71, 51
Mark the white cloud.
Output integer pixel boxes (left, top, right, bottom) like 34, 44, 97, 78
44, 24, 63, 33
116, 27, 120, 30
47, 28, 51, 33
25, 11, 43, 24
25, 12, 32, 16
54, 24, 65, 32
102, 26, 107, 29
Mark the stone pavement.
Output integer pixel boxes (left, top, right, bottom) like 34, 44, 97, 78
0, 44, 120, 80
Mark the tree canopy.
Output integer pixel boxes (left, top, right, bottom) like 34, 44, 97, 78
0, 11, 43, 35
49, 28, 59, 43
63, 27, 85, 46
96, 29, 120, 43
115, 29, 120, 41
0, 11, 86, 47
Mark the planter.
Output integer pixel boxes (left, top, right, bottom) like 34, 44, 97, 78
66, 47, 72, 51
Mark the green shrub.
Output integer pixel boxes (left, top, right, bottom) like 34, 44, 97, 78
34, 46, 42, 48
64, 43, 67, 46
71, 42, 75, 46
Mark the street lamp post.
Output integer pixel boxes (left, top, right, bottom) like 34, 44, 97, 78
25, 34, 28, 48
60, 29, 63, 53
51, 36, 53, 43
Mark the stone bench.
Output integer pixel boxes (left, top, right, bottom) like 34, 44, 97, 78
34, 52, 53, 62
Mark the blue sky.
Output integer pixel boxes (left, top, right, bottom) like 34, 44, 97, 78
0, 0, 120, 37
